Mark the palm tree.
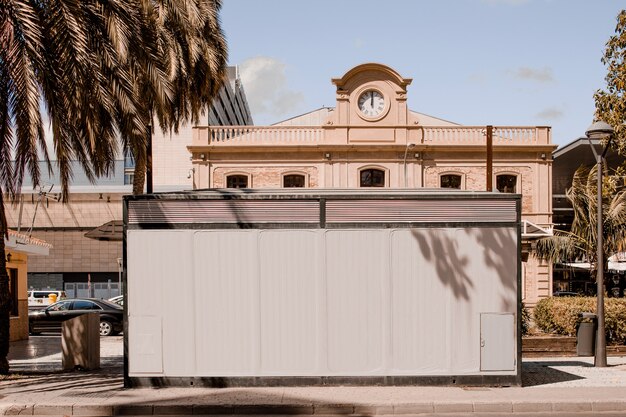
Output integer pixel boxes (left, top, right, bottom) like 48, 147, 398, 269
0, 0, 227, 374
535, 166, 626, 286
127, 0, 227, 195
0, 0, 145, 375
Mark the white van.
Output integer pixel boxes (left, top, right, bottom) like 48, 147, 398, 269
27, 290, 67, 308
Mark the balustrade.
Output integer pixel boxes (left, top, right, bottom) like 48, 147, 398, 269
196, 125, 545, 146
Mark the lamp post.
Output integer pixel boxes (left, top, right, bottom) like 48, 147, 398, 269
403, 143, 415, 188
585, 120, 615, 368
116, 257, 123, 297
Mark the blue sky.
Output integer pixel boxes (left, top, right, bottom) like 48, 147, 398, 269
221, 0, 623, 148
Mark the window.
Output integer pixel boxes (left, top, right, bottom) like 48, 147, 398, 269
360, 168, 385, 187
440, 174, 462, 189
124, 153, 135, 169
123, 171, 135, 185
226, 175, 248, 188
72, 300, 101, 310
496, 174, 517, 193
283, 174, 305, 188
49, 301, 72, 311
8, 268, 18, 316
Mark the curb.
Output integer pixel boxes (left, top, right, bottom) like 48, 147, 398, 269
3, 401, 626, 415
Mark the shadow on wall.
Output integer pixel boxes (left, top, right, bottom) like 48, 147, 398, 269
409, 227, 517, 311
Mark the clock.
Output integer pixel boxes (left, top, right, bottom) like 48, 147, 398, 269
357, 89, 386, 118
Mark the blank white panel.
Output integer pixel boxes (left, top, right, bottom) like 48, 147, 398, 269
325, 230, 386, 373
390, 230, 449, 372
193, 231, 258, 374
259, 231, 319, 373
128, 230, 194, 376
127, 230, 180, 316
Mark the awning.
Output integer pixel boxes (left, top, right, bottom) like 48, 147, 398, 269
563, 254, 626, 273
5, 230, 52, 256
84, 220, 123, 241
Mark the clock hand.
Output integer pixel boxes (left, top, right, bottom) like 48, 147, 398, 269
370, 91, 374, 107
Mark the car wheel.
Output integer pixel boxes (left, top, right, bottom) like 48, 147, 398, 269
29, 324, 40, 336
99, 320, 113, 336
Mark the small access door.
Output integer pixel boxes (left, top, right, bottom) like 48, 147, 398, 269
480, 313, 515, 371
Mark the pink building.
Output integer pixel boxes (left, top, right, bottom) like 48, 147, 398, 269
189, 63, 555, 306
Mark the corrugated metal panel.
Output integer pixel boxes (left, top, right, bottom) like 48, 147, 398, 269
259, 231, 319, 373
326, 199, 516, 223
128, 200, 319, 224
325, 230, 386, 373
194, 231, 259, 374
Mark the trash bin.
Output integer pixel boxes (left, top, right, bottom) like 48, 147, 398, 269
48, 293, 58, 304
576, 312, 597, 356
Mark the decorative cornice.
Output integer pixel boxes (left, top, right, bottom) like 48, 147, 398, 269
332, 63, 412, 89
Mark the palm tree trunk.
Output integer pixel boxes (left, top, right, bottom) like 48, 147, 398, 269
132, 149, 146, 195
0, 191, 11, 374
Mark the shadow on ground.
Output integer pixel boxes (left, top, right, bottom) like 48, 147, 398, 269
522, 361, 588, 387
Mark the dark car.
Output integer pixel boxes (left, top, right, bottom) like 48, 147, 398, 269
29, 298, 123, 336
552, 291, 579, 297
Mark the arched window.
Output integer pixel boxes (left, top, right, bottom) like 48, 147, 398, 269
496, 174, 517, 193
440, 174, 462, 189
226, 174, 248, 188
360, 168, 385, 187
283, 174, 305, 188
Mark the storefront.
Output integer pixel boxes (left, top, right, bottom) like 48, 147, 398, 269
5, 230, 51, 341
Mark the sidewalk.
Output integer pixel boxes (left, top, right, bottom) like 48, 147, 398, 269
2, 336, 626, 415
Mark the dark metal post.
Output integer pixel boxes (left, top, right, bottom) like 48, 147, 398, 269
146, 122, 153, 194
595, 153, 607, 367
585, 120, 614, 368
486, 125, 493, 191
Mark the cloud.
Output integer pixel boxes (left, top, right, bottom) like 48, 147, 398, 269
536, 106, 564, 120
239, 57, 305, 122
508, 67, 555, 83
467, 72, 488, 85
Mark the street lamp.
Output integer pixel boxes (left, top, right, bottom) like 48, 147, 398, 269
116, 257, 123, 297
403, 143, 416, 188
585, 120, 615, 368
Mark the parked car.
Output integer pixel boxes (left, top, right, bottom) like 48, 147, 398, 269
27, 290, 67, 309
29, 298, 123, 336
552, 291, 579, 297
108, 295, 124, 306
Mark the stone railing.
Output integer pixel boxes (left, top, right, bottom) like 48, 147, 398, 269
194, 125, 550, 147
420, 126, 541, 145
203, 126, 324, 145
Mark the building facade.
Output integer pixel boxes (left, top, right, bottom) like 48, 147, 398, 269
189, 63, 556, 307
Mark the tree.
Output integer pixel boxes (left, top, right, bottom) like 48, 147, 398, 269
0, 0, 226, 374
594, 9, 626, 156
127, 1, 227, 195
0, 0, 144, 375
535, 166, 626, 283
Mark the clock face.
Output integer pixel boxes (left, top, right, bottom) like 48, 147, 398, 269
358, 90, 385, 118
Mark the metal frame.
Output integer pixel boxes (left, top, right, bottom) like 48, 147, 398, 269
123, 189, 522, 387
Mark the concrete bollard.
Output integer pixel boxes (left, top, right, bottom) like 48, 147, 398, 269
62, 312, 100, 370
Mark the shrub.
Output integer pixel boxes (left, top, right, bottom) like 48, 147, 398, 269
533, 296, 626, 344
521, 302, 531, 336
